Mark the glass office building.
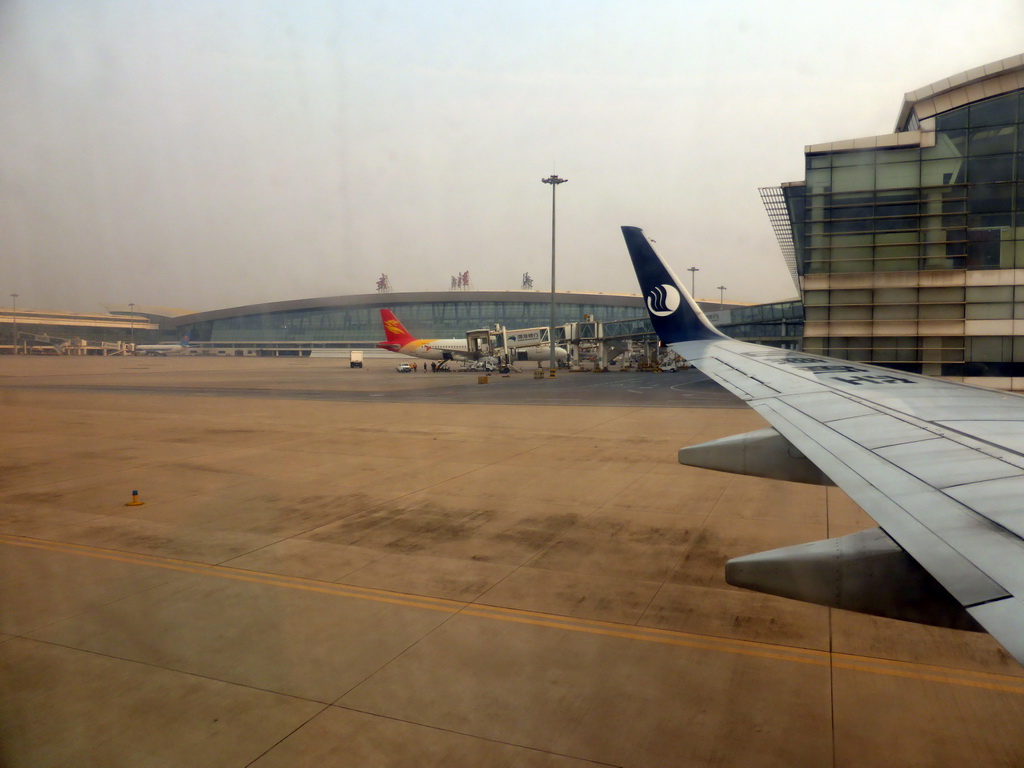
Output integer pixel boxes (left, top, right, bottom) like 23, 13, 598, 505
767, 54, 1024, 388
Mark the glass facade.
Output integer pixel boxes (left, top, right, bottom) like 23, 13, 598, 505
789, 81, 1024, 380
719, 301, 804, 347
803, 91, 1024, 277
180, 297, 647, 344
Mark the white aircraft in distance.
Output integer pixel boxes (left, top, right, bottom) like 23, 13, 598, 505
135, 337, 191, 356
375, 309, 568, 365
623, 225, 1024, 665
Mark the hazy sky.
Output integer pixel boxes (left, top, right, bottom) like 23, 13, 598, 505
2, 1, 1022, 313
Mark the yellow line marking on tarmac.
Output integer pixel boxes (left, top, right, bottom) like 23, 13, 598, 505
0, 535, 462, 614
5, 532, 1024, 695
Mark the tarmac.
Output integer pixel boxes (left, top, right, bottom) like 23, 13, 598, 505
1, 355, 1023, 767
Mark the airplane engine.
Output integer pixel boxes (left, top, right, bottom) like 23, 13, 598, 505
677, 428, 833, 486
726, 528, 983, 631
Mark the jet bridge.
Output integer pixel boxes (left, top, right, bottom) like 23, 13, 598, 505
465, 324, 566, 369
465, 328, 497, 361
465, 317, 667, 371
560, 316, 662, 370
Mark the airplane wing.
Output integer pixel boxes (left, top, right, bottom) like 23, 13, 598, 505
622, 225, 1024, 664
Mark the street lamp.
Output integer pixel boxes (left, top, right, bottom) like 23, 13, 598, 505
717, 285, 727, 308
10, 293, 18, 356
687, 267, 699, 298
541, 174, 567, 376
128, 302, 135, 349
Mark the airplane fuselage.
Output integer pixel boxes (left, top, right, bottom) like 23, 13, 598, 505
376, 338, 471, 361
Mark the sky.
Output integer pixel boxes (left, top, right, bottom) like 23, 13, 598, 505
2, 1, 1023, 314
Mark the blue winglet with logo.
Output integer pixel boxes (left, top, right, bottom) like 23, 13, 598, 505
621, 226, 725, 344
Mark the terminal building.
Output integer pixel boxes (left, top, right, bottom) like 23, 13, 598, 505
0, 307, 160, 355
763, 54, 1024, 389
1, 290, 800, 358
165, 292, 799, 357
162, 291, 797, 358
169, 291, 651, 354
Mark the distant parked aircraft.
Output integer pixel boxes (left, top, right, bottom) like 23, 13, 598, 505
135, 337, 190, 356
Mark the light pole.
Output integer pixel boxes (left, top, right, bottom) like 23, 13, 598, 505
10, 293, 18, 356
687, 267, 699, 298
128, 302, 135, 350
542, 174, 567, 376
717, 285, 727, 308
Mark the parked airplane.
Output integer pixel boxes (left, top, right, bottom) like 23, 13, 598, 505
375, 309, 567, 365
135, 337, 190, 356
622, 225, 1024, 664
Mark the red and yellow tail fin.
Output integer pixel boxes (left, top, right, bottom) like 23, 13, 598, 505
380, 309, 416, 344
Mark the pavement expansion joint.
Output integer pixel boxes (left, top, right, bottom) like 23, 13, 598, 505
6, 532, 1024, 696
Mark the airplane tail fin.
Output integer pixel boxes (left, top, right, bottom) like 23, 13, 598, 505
621, 226, 725, 344
380, 309, 416, 344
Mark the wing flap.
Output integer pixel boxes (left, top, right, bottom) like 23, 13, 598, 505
771, 391, 878, 422
824, 412, 939, 450
875, 440, 1022, 489
968, 598, 1024, 662
945, 475, 1024, 539
939, 421, 1024, 453
696, 358, 781, 400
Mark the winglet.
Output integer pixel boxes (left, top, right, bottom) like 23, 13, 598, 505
621, 226, 725, 344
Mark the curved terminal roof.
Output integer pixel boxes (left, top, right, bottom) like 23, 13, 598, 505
171, 290, 645, 328
805, 53, 1024, 156
895, 53, 1024, 132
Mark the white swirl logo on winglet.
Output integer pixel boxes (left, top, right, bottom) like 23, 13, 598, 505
646, 284, 681, 317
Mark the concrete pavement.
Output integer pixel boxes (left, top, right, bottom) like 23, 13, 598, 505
1, 356, 1022, 767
